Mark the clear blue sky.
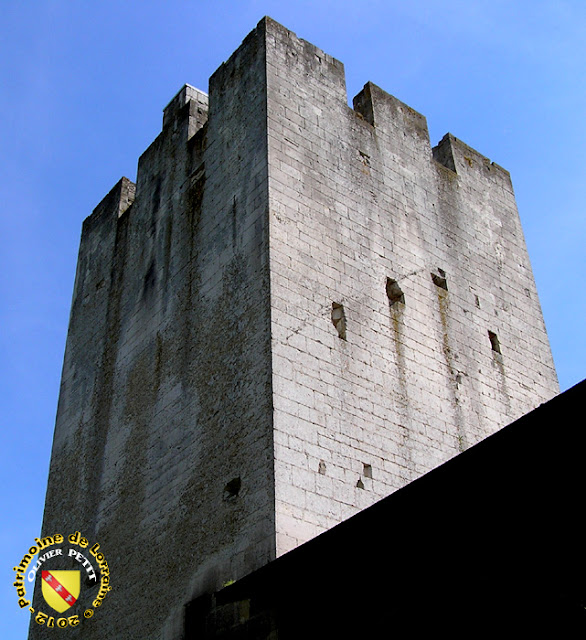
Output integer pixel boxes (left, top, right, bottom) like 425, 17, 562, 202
1, 1, 584, 636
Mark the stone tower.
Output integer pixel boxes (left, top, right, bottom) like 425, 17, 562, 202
31, 17, 558, 640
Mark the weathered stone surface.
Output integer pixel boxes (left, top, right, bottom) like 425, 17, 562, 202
31, 16, 558, 640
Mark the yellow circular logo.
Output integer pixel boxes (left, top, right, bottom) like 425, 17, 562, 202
13, 531, 111, 629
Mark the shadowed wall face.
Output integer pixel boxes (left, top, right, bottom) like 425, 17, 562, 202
31, 16, 558, 640
32, 22, 275, 640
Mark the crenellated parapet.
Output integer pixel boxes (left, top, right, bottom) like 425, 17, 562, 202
353, 80, 431, 146
162, 83, 208, 136
433, 132, 512, 186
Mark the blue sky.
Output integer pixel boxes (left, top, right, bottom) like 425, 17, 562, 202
1, 1, 584, 636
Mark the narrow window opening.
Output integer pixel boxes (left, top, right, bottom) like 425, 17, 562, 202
356, 478, 365, 490
318, 461, 327, 475
363, 463, 373, 479
488, 330, 501, 354
386, 278, 405, 306
331, 302, 347, 340
431, 268, 448, 291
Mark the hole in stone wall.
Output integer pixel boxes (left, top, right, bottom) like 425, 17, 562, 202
331, 302, 347, 340
359, 150, 371, 167
356, 478, 365, 490
488, 331, 501, 354
223, 477, 241, 502
363, 463, 373, 479
318, 461, 327, 475
386, 278, 405, 305
431, 269, 448, 291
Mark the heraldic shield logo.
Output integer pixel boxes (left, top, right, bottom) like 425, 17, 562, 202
13, 531, 111, 629
41, 570, 80, 613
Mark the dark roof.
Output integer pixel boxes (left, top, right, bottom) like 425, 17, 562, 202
187, 379, 586, 638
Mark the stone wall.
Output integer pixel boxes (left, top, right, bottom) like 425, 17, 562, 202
263, 19, 558, 553
31, 16, 558, 640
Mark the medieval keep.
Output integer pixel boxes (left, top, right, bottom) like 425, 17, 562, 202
31, 17, 559, 640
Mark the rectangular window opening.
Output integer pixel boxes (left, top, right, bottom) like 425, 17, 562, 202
488, 330, 501, 354
386, 277, 405, 305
